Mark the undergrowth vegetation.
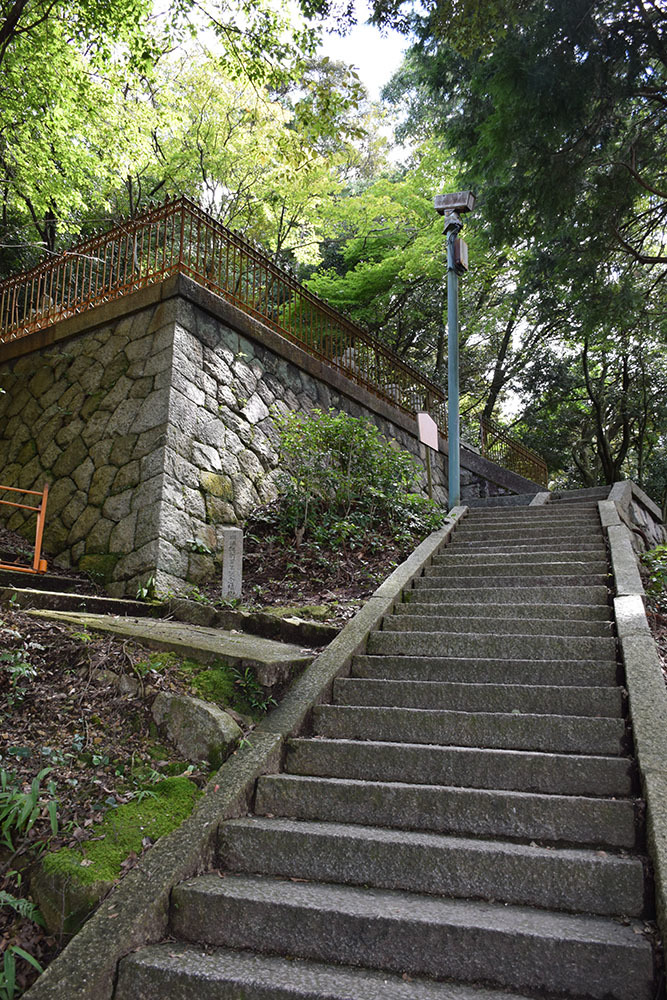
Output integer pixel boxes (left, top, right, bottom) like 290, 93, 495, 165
243, 410, 445, 605
642, 544, 667, 615
0, 610, 278, 997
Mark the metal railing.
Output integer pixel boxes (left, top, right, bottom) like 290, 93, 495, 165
480, 416, 548, 487
0, 196, 447, 426
0, 196, 548, 485
0, 483, 49, 574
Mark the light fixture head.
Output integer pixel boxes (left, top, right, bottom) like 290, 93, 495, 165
434, 191, 476, 215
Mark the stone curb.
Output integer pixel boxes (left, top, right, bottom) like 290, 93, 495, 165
607, 523, 645, 596
23, 507, 468, 1000
605, 503, 667, 946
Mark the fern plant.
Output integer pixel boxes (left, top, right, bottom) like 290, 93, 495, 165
0, 946, 43, 1000
0, 768, 58, 853
0, 890, 44, 926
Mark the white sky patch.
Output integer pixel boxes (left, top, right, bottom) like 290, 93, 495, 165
317, 0, 407, 101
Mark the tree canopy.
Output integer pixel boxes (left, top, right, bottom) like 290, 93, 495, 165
1, 0, 665, 506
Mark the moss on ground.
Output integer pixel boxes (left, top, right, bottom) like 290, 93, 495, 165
176, 657, 259, 719
42, 776, 200, 886
133, 651, 256, 715
264, 604, 331, 620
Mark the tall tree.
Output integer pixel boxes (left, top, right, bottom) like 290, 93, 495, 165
0, 0, 324, 271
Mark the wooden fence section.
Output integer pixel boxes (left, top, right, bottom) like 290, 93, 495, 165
0, 197, 447, 427
480, 416, 548, 487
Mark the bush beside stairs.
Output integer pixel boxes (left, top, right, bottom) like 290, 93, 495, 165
114, 492, 660, 1000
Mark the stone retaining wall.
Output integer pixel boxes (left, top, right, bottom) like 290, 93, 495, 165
0, 275, 543, 596
609, 481, 666, 552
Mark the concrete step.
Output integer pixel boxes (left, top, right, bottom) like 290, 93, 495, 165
366, 629, 617, 662
0, 586, 163, 617
168, 873, 653, 998
461, 512, 600, 526
434, 549, 608, 565
0, 569, 86, 593
218, 816, 646, 916
394, 601, 613, 621
383, 614, 613, 637
332, 678, 623, 717
117, 943, 544, 1000
550, 501, 607, 510
466, 494, 537, 508
424, 560, 608, 578
447, 539, 607, 553
452, 526, 603, 543
466, 499, 597, 521
255, 774, 638, 847
312, 704, 626, 755
416, 572, 610, 587
286, 737, 634, 797
408, 585, 610, 604
352, 654, 619, 687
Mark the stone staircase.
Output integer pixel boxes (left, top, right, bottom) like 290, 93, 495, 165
115, 497, 659, 999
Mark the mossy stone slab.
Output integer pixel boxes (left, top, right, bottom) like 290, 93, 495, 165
27, 611, 313, 688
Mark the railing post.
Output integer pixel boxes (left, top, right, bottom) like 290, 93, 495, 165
32, 483, 49, 573
178, 199, 186, 272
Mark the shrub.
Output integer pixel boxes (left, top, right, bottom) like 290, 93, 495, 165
642, 543, 667, 611
253, 409, 445, 551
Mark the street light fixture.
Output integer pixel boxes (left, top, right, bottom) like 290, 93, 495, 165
434, 190, 475, 508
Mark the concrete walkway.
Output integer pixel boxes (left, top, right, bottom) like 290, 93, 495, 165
113, 492, 659, 999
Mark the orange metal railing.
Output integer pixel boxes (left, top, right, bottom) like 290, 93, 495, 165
480, 416, 548, 487
0, 483, 49, 574
0, 196, 448, 427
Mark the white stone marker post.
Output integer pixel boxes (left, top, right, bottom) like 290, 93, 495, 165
221, 526, 243, 599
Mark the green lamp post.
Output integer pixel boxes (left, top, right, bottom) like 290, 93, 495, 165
434, 191, 475, 508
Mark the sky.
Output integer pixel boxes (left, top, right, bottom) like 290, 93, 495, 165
317, 0, 408, 101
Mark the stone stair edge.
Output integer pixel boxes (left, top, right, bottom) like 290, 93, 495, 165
285, 736, 634, 797
217, 815, 646, 916
116, 943, 545, 1000
169, 872, 654, 999
254, 772, 639, 847
0, 585, 166, 617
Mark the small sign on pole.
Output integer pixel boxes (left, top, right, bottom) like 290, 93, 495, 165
417, 412, 439, 500
417, 413, 439, 451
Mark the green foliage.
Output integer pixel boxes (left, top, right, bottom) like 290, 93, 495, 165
42, 775, 199, 886
188, 664, 239, 708
373, 0, 667, 491
642, 545, 667, 608
186, 539, 214, 555
0, 651, 37, 710
230, 667, 276, 715
177, 658, 267, 719
0, 768, 58, 853
258, 409, 445, 551
0, 945, 43, 1000
0, 890, 44, 927
135, 576, 156, 601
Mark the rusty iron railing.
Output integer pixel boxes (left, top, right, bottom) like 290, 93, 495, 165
0, 483, 49, 573
0, 196, 548, 483
480, 416, 548, 487
0, 196, 447, 426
